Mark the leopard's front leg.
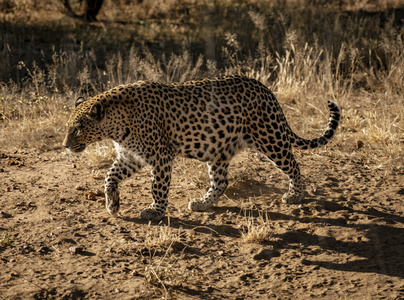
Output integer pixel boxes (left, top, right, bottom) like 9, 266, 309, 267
140, 155, 173, 221
105, 152, 144, 216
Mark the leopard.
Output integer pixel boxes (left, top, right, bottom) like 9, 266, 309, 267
63, 75, 341, 221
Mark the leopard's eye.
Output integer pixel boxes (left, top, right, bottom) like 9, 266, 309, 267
71, 124, 82, 136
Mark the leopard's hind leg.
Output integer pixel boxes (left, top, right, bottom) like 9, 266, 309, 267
254, 135, 304, 203
188, 160, 230, 211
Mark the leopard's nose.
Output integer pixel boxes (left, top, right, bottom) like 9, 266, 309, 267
63, 127, 76, 149
62, 135, 71, 149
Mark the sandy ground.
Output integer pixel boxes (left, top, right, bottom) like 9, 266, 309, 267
1, 147, 403, 299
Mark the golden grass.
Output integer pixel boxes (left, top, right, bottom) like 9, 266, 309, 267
143, 219, 183, 249
240, 208, 272, 244
143, 257, 190, 299
0, 0, 403, 172
0, 233, 14, 248
141, 219, 189, 299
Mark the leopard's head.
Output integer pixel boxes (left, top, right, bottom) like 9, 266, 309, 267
63, 97, 105, 154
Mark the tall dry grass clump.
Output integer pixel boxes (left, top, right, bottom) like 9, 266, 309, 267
240, 208, 272, 244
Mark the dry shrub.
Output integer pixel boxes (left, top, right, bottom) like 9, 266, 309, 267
240, 207, 272, 244
141, 219, 190, 299
143, 219, 183, 249
143, 256, 193, 300
0, 232, 14, 248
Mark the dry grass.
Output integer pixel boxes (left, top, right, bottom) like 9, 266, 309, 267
143, 219, 183, 249
99, 218, 189, 299
0, 232, 14, 248
240, 207, 272, 244
0, 0, 403, 171
143, 255, 192, 300
140, 219, 190, 299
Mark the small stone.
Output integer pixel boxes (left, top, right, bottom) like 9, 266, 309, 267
291, 208, 300, 216
37, 246, 51, 254
356, 140, 364, 149
0, 211, 13, 218
119, 227, 129, 233
86, 192, 97, 201
94, 189, 104, 196
69, 246, 84, 254
75, 185, 85, 191
253, 249, 280, 260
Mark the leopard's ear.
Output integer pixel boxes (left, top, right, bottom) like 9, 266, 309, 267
75, 97, 86, 107
88, 102, 104, 122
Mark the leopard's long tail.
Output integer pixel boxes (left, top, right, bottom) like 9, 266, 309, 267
289, 100, 341, 150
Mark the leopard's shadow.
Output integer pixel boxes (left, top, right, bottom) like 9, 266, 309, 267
225, 177, 285, 200
122, 193, 404, 279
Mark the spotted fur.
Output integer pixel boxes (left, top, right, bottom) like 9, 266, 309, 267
63, 76, 341, 221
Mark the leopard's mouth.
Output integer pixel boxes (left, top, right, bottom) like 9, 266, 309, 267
66, 144, 86, 154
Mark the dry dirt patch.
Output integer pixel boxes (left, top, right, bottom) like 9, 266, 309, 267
1, 149, 403, 299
